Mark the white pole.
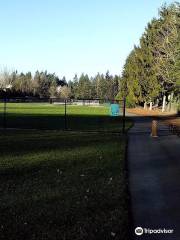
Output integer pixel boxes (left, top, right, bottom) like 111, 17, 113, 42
162, 95, 166, 112
144, 101, 147, 109
149, 102, 153, 111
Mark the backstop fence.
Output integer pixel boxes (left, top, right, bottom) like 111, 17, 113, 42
0, 97, 126, 133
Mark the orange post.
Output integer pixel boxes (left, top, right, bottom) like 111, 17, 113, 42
151, 120, 158, 137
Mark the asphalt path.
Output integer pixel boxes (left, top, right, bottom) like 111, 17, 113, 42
128, 117, 180, 240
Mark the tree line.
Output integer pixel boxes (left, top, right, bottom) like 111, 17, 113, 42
118, 2, 180, 111
0, 69, 120, 100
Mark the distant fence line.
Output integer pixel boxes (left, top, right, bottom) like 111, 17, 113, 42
0, 97, 123, 103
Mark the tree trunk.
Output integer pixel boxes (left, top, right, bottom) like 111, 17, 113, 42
144, 102, 147, 109
162, 95, 166, 112
156, 98, 159, 107
149, 102, 153, 111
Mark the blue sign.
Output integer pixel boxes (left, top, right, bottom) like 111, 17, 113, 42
110, 104, 120, 116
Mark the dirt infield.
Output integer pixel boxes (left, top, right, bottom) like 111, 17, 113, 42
127, 107, 176, 117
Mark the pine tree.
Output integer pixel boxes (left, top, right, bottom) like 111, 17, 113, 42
118, 2, 180, 110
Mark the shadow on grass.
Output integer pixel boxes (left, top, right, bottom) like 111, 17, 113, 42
0, 113, 132, 132
0, 131, 130, 240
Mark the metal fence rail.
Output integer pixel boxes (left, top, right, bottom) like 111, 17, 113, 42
0, 97, 126, 133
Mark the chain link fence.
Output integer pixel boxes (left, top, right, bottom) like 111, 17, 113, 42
0, 97, 126, 133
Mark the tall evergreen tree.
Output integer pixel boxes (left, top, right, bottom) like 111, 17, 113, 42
119, 2, 180, 110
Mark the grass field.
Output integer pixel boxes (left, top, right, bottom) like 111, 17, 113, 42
0, 130, 130, 240
0, 103, 130, 131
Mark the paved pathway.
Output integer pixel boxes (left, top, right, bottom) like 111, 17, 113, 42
128, 117, 180, 240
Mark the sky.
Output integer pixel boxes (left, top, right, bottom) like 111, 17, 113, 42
0, 0, 175, 80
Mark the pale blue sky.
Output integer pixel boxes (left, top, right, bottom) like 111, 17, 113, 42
0, 0, 174, 80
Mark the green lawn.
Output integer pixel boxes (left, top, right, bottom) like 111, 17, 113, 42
0, 103, 130, 132
0, 130, 130, 240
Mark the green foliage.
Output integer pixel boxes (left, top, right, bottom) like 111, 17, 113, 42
0, 70, 121, 99
125, 95, 137, 108
119, 2, 180, 107
67, 71, 120, 100
75, 73, 92, 98
33, 71, 63, 98
0, 69, 68, 98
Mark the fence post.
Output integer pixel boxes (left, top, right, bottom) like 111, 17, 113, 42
3, 95, 7, 129
122, 97, 126, 133
64, 99, 67, 130
49, 98, 53, 104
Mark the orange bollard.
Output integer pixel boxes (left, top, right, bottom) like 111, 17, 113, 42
151, 120, 158, 137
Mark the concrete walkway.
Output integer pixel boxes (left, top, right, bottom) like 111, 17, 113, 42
128, 117, 180, 240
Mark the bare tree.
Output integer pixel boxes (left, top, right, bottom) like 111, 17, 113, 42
0, 68, 13, 90
58, 86, 71, 99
